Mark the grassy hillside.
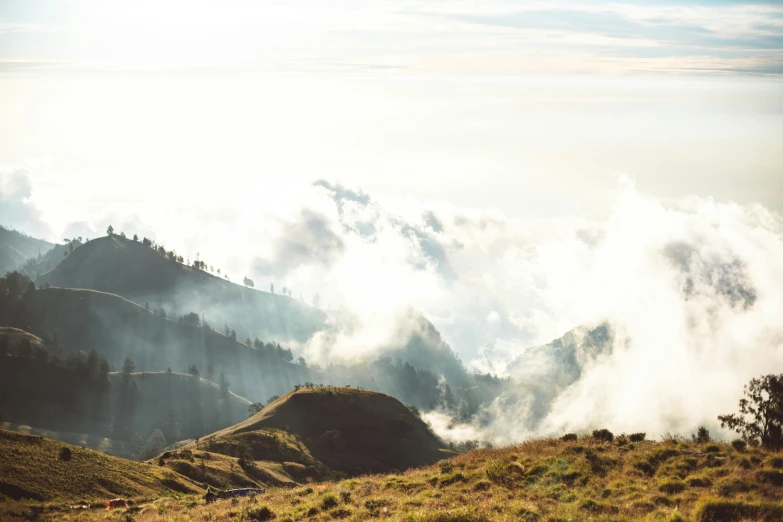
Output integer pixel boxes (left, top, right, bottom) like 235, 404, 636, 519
32, 236, 501, 415
0, 284, 315, 402
0, 356, 252, 458
205, 387, 448, 475
17, 240, 82, 280
0, 429, 202, 503
36, 235, 325, 343
155, 429, 321, 490
0, 226, 54, 274
7, 435, 782, 521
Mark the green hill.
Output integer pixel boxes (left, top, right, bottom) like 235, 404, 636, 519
36, 235, 325, 343
0, 354, 252, 459
0, 282, 315, 402
0, 429, 202, 502
17, 240, 82, 280
205, 387, 449, 475
32, 236, 499, 414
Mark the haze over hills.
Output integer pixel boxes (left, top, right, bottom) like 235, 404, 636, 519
37, 234, 326, 343
0, 226, 54, 275
10, 232, 504, 417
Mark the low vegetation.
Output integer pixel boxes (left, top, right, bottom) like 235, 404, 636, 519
0, 430, 201, 503
3, 434, 781, 521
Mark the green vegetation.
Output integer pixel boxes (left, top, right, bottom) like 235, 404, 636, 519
206, 387, 448, 475
5, 435, 780, 521
0, 429, 201, 502
719, 373, 783, 450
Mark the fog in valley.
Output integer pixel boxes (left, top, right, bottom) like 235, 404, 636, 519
3, 165, 782, 450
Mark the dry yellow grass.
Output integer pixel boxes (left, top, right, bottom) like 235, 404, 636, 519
4, 435, 782, 521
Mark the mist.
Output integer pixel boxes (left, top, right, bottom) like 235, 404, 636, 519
3, 165, 783, 444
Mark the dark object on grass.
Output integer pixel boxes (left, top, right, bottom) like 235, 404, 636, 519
205, 487, 265, 503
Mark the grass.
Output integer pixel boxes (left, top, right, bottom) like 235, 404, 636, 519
4, 435, 781, 521
201, 387, 448, 475
0, 429, 202, 504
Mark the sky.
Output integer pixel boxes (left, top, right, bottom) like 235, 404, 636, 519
1, 0, 783, 438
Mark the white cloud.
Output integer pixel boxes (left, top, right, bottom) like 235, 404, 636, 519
4, 165, 783, 443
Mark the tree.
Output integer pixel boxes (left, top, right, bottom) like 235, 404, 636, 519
163, 410, 181, 443
107, 225, 114, 236
243, 276, 254, 288
122, 357, 136, 376
248, 403, 265, 416
270, 283, 274, 294
188, 364, 200, 378
140, 429, 167, 460
719, 374, 783, 449
133, 234, 138, 241
297, 356, 307, 367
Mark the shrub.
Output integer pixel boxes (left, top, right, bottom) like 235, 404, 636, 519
561, 433, 577, 442
756, 469, 783, 486
338, 489, 351, 503
629, 432, 646, 442
321, 494, 338, 510
579, 499, 617, 514
58, 447, 72, 462
473, 480, 491, 491
246, 506, 274, 521
659, 479, 686, 494
694, 498, 783, 522
767, 456, 783, 469
485, 460, 506, 483
693, 426, 711, 443
686, 476, 712, 488
592, 429, 614, 442
731, 439, 747, 452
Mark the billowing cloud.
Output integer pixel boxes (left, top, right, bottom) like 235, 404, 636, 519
252, 209, 345, 277
0, 166, 49, 238
6, 165, 783, 444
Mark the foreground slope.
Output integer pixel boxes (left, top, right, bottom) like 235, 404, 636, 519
204, 387, 448, 475
0, 430, 202, 502
9, 435, 783, 521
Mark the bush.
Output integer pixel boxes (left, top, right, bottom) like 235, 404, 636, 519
659, 479, 686, 494
756, 469, 783, 486
686, 476, 712, 488
592, 429, 614, 442
767, 456, 783, 469
694, 498, 783, 522
561, 433, 577, 442
58, 447, 72, 462
693, 426, 711, 443
731, 439, 747, 452
246, 506, 274, 521
321, 494, 338, 510
629, 432, 646, 442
